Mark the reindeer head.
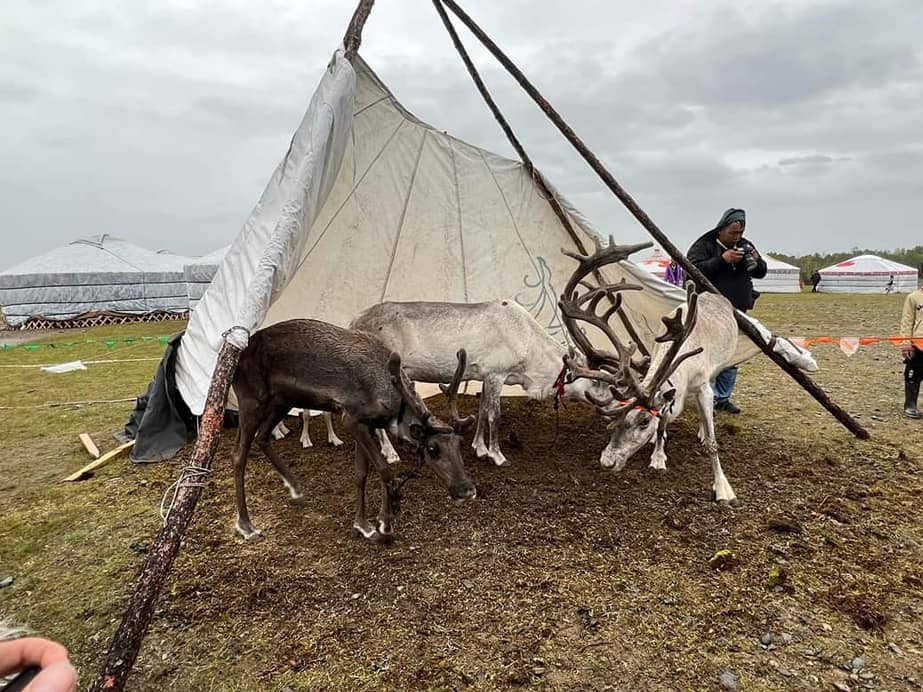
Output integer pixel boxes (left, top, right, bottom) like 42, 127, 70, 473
388, 349, 476, 501
559, 239, 703, 470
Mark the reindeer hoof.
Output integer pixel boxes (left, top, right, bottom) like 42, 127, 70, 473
490, 455, 509, 467
330, 438, 345, 448
235, 521, 263, 540
289, 493, 307, 506
370, 530, 395, 545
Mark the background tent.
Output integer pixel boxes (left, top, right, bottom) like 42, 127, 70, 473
753, 255, 802, 294
184, 246, 230, 312
817, 254, 918, 294
0, 235, 191, 327
637, 250, 671, 281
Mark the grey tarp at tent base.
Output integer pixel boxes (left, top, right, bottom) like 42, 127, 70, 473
0, 234, 192, 326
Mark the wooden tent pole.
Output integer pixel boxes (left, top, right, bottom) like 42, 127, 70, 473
91, 334, 246, 692
343, 0, 375, 61
431, 0, 649, 357
438, 0, 868, 440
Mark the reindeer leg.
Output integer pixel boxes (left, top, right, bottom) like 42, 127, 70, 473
472, 385, 489, 459
272, 419, 290, 440
484, 374, 509, 466
234, 403, 263, 540
325, 412, 344, 447
356, 426, 396, 543
649, 421, 668, 471
351, 430, 375, 540
256, 406, 304, 503
299, 410, 313, 448
377, 429, 401, 464
696, 384, 737, 506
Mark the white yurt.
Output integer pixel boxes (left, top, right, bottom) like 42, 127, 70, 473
0, 235, 191, 327
184, 246, 230, 312
637, 249, 671, 281
817, 254, 918, 294
753, 255, 802, 293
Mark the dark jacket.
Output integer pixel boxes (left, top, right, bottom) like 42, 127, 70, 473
687, 230, 768, 311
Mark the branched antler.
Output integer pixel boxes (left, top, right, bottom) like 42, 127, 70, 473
641, 281, 704, 399
439, 349, 475, 432
558, 236, 651, 403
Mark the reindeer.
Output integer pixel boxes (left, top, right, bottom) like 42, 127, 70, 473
350, 300, 608, 466
231, 319, 475, 542
559, 238, 742, 505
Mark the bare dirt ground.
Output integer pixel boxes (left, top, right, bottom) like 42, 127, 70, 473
1, 295, 922, 691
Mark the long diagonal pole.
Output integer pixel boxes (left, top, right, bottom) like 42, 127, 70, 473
90, 3, 378, 690
437, 0, 868, 440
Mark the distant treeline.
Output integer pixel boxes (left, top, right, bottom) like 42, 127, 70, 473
767, 245, 923, 280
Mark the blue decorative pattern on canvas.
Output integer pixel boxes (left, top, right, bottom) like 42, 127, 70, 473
515, 256, 572, 346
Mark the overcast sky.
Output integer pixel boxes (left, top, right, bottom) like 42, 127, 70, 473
2, 0, 921, 270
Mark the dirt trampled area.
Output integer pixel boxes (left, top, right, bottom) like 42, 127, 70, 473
113, 389, 923, 692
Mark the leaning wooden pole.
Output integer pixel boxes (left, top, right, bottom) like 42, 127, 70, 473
438, 0, 869, 440
431, 0, 649, 358
91, 333, 247, 692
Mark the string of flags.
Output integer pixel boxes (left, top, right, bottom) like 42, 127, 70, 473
786, 336, 923, 357
0, 335, 171, 351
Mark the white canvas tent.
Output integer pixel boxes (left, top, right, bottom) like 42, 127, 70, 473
753, 255, 802, 294
171, 52, 706, 417
184, 246, 230, 312
0, 235, 191, 327
817, 254, 918, 294
128, 47, 816, 461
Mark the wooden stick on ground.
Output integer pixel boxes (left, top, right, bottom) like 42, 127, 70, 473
62, 441, 133, 482
80, 433, 101, 459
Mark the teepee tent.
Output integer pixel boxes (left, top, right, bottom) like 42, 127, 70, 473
817, 254, 918, 294
184, 246, 230, 312
753, 255, 801, 294
171, 53, 689, 419
0, 235, 190, 327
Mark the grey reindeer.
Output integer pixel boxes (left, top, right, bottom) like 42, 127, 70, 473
231, 319, 476, 542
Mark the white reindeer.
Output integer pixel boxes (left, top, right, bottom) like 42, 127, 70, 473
271, 411, 343, 447
559, 238, 815, 505
351, 299, 606, 466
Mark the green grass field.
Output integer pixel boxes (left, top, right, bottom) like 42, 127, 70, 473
1, 294, 921, 691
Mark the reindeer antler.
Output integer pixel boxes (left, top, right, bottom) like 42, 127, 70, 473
558, 236, 652, 403
439, 349, 475, 432
388, 353, 453, 434
640, 281, 704, 399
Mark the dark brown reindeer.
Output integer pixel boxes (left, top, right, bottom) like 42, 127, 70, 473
231, 319, 475, 542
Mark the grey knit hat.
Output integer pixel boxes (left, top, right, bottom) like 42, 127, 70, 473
716, 208, 746, 228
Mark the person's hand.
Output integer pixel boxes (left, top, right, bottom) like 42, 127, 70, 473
0, 637, 77, 692
749, 247, 761, 260
901, 344, 915, 359
722, 248, 743, 264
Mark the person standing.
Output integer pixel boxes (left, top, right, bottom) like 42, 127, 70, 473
899, 284, 923, 419
886, 274, 895, 294
664, 260, 684, 287
810, 270, 821, 293
687, 208, 767, 414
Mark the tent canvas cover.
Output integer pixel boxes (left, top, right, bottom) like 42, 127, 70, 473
0, 235, 191, 326
131, 49, 788, 460
818, 254, 918, 294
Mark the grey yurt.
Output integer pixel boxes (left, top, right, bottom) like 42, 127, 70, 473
0, 234, 191, 328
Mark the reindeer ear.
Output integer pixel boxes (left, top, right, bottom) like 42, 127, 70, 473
661, 388, 676, 403
408, 423, 425, 441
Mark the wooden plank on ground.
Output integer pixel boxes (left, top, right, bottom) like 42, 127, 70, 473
79, 433, 101, 459
63, 441, 134, 482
